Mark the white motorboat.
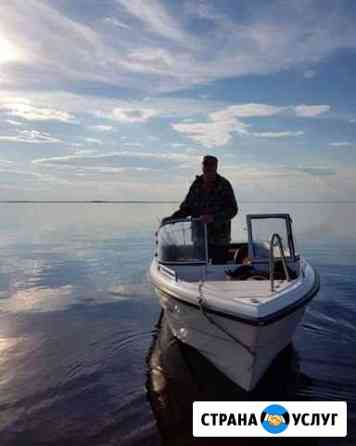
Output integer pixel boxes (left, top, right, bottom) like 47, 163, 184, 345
149, 214, 320, 391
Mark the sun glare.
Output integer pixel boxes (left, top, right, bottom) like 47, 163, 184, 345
0, 34, 22, 64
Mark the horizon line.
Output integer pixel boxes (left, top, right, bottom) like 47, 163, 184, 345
2, 200, 356, 204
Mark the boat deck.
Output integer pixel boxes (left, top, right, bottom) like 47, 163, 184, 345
167, 264, 291, 302
201, 280, 290, 302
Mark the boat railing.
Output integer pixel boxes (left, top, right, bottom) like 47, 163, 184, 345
269, 233, 290, 292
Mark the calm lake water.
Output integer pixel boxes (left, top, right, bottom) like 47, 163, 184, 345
0, 202, 355, 445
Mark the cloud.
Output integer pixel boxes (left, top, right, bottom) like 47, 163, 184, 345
329, 142, 352, 147
172, 104, 285, 147
123, 47, 177, 74
303, 69, 316, 79
172, 103, 298, 147
5, 119, 23, 126
0, 98, 76, 122
89, 125, 113, 131
74, 149, 98, 155
110, 107, 159, 123
0, 159, 13, 166
0, 130, 61, 144
0, 167, 72, 187
223, 164, 356, 204
183, 1, 225, 23
32, 150, 197, 182
103, 17, 131, 30
123, 142, 143, 147
217, 103, 285, 118
252, 131, 304, 138
1, 0, 108, 85
173, 119, 248, 147
2, 1, 356, 93
295, 105, 331, 117
292, 167, 336, 177
116, 0, 190, 44
171, 143, 187, 147
32, 150, 200, 173
84, 138, 103, 145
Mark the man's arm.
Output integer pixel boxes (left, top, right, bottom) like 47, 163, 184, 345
213, 181, 238, 223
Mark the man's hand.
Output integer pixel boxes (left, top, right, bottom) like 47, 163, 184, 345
200, 214, 214, 224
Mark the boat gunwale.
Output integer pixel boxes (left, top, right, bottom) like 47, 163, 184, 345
150, 264, 320, 326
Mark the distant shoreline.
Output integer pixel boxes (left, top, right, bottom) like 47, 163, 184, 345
1, 200, 356, 204
0, 200, 179, 204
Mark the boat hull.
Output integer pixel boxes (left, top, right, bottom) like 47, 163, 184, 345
154, 287, 309, 391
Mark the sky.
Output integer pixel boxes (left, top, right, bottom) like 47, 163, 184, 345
1, 0, 356, 201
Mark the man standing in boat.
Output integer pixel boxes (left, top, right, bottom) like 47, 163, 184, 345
163, 155, 238, 263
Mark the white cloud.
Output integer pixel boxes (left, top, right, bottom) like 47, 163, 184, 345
292, 167, 336, 177
0, 167, 72, 187
29, 149, 203, 186
0, 130, 61, 144
184, 1, 225, 23
2, 1, 356, 93
116, 0, 190, 44
252, 131, 304, 138
1, 0, 108, 85
5, 119, 23, 126
84, 138, 103, 145
111, 107, 159, 123
173, 103, 284, 147
172, 119, 246, 147
0, 99, 76, 122
172, 103, 287, 147
329, 142, 352, 147
122, 47, 177, 74
216, 103, 285, 118
74, 149, 98, 155
34, 150, 198, 163
89, 125, 113, 131
0, 159, 13, 166
103, 17, 131, 30
295, 105, 331, 117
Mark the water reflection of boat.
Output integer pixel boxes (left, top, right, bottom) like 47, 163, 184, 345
146, 312, 315, 446
149, 214, 320, 391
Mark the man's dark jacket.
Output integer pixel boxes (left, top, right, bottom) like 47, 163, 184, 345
170, 174, 238, 245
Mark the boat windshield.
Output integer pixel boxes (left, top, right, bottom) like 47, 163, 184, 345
247, 214, 295, 260
157, 219, 207, 264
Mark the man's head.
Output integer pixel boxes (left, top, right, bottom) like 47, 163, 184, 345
202, 155, 218, 182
